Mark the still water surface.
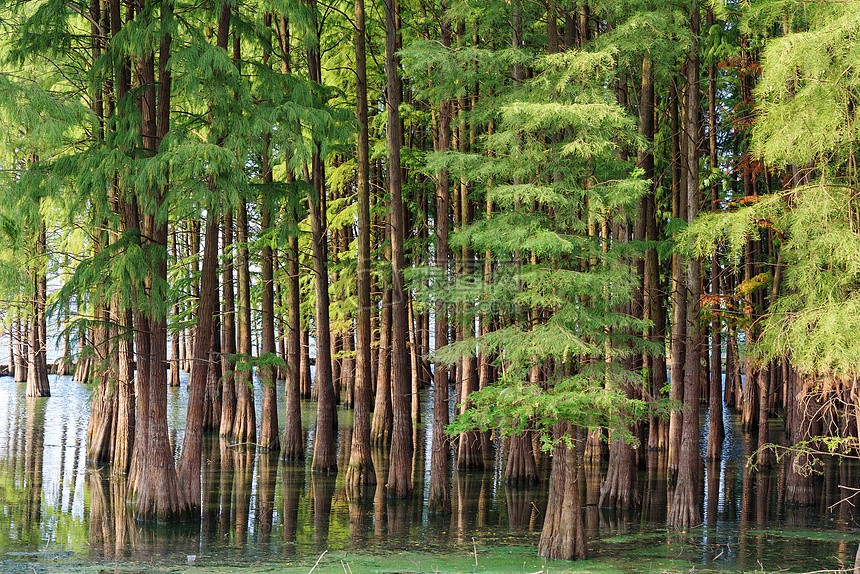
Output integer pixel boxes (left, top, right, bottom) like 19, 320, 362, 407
0, 372, 858, 573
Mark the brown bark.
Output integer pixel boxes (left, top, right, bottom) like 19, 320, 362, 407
756, 366, 770, 467
176, 3, 230, 510
456, 357, 483, 470
384, 0, 413, 496
258, 141, 280, 452
668, 2, 702, 528
113, 305, 135, 475
176, 197, 220, 511
305, 7, 337, 472
26, 223, 50, 398
667, 79, 685, 473
371, 275, 393, 444
219, 210, 237, 437
345, 0, 375, 489
786, 373, 817, 505
300, 327, 312, 398
427, 51, 452, 509
639, 54, 666, 451
133, 6, 188, 519
599, 432, 639, 508
538, 421, 586, 560
231, 200, 256, 443
14, 317, 27, 383
86, 307, 114, 462
169, 226, 181, 387
505, 432, 537, 484
705, 10, 724, 459
282, 228, 304, 460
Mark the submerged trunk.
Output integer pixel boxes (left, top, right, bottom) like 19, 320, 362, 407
505, 431, 537, 485
306, 23, 337, 472
599, 432, 639, 508
219, 210, 237, 437
281, 229, 304, 460
232, 200, 256, 444
371, 276, 393, 445
177, 197, 220, 512
345, 0, 375, 489
132, 8, 188, 521
26, 223, 50, 398
668, 4, 702, 528
427, 72, 451, 509
258, 146, 280, 452
538, 420, 586, 560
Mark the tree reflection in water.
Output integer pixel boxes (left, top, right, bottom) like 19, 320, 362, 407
3, 378, 860, 573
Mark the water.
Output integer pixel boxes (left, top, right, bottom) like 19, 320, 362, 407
0, 372, 857, 573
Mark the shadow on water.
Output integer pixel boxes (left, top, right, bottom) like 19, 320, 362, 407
3, 376, 860, 572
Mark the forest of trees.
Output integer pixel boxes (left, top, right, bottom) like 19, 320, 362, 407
0, 0, 858, 561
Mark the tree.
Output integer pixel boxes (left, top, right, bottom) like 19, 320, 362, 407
344, 0, 375, 489
384, 0, 413, 498
688, 0, 860, 473
305, 0, 337, 474
434, 46, 652, 559
668, 0, 702, 529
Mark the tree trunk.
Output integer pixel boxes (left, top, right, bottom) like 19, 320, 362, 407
639, 53, 667, 451
538, 421, 586, 560
505, 431, 537, 484
177, 195, 220, 512
258, 133, 280, 452
428, 38, 452, 508
300, 327, 312, 398
113, 304, 135, 475
282, 227, 304, 460
371, 274, 393, 444
14, 317, 27, 383
86, 301, 113, 463
305, 7, 337, 472
219, 209, 237, 437
705, 8, 724, 460
383, 0, 413, 496
232, 200, 256, 444
169, 224, 182, 387
599, 432, 639, 508
345, 0, 375, 488
133, 10, 188, 519
668, 3, 702, 527
667, 79, 685, 473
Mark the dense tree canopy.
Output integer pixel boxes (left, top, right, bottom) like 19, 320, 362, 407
0, 0, 857, 560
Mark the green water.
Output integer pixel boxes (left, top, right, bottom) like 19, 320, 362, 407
0, 374, 856, 574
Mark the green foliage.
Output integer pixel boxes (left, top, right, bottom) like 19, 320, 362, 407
686, 1, 860, 378
449, 361, 652, 448
406, 34, 657, 447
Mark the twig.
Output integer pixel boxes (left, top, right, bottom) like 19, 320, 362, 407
828, 485, 860, 511
309, 550, 327, 574
473, 537, 478, 570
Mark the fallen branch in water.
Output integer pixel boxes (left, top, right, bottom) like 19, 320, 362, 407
309, 550, 327, 574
